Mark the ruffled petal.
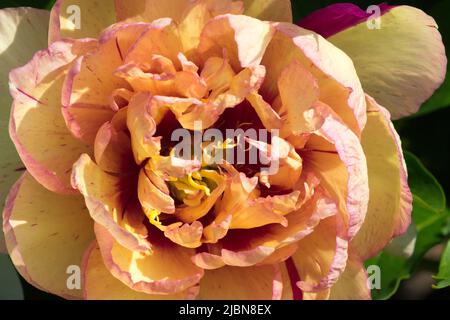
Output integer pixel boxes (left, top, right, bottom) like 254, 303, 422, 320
351, 95, 412, 260
3, 172, 94, 299
95, 223, 204, 295
261, 22, 366, 135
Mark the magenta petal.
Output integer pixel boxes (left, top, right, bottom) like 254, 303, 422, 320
298, 3, 395, 38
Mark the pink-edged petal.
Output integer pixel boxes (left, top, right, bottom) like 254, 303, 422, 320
303, 103, 369, 239
303, 5, 447, 118
82, 241, 199, 300
3, 172, 94, 299
95, 223, 204, 295
261, 22, 366, 135
0, 7, 50, 251
49, 0, 116, 43
329, 253, 371, 300
62, 23, 150, 144
290, 215, 349, 293
9, 39, 97, 194
71, 154, 151, 252
351, 95, 413, 260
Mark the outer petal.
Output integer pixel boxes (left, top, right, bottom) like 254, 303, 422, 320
241, 0, 292, 23
82, 241, 198, 300
95, 224, 204, 295
0, 7, 50, 252
262, 22, 366, 135
197, 264, 282, 300
9, 39, 96, 194
301, 4, 447, 118
351, 96, 412, 260
2, 172, 94, 299
72, 154, 151, 252
329, 254, 371, 300
49, 0, 116, 43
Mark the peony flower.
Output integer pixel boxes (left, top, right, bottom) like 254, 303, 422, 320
0, 1, 446, 300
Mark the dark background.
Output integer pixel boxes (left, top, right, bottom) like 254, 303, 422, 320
0, 0, 448, 300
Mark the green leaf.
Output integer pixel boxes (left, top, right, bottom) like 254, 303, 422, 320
404, 151, 446, 212
367, 152, 448, 299
433, 239, 450, 289
0, 254, 24, 300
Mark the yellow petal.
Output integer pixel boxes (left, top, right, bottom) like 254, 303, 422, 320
351, 95, 412, 260
3, 172, 94, 299
242, 0, 292, 23
328, 6, 447, 119
49, 0, 116, 43
82, 241, 198, 300
95, 224, 204, 295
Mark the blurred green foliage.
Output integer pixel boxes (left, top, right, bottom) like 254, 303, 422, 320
0, 0, 449, 300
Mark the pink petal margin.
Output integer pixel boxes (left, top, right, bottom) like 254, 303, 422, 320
2, 173, 78, 299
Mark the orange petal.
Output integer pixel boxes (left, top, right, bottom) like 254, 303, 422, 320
3, 172, 94, 299
126, 93, 162, 164
9, 39, 96, 194
164, 221, 204, 249
138, 168, 175, 214
95, 223, 204, 295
